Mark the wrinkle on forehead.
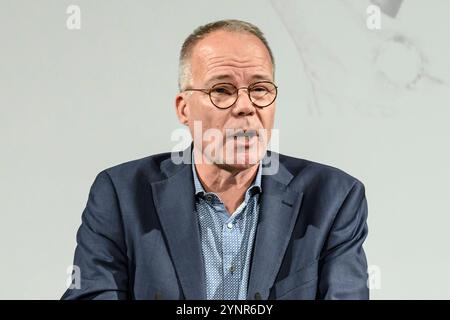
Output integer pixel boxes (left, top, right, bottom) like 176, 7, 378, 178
197, 44, 271, 68
205, 55, 268, 70
191, 31, 273, 83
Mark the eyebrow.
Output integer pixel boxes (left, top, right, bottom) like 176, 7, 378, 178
204, 74, 272, 86
204, 75, 232, 86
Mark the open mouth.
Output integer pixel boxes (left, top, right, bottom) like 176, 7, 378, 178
227, 129, 259, 139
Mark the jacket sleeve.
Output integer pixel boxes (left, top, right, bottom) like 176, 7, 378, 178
61, 170, 129, 300
317, 180, 369, 299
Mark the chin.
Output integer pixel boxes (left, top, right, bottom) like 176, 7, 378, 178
218, 148, 264, 171
225, 161, 258, 171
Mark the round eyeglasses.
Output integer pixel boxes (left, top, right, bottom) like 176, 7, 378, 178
183, 81, 278, 109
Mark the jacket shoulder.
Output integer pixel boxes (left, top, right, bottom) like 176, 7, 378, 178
277, 153, 364, 191
100, 151, 173, 184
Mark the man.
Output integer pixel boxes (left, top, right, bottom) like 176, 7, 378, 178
62, 19, 369, 300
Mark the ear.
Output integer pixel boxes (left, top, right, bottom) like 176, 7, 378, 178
175, 93, 189, 126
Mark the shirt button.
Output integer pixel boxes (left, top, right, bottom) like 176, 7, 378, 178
227, 222, 233, 229
229, 265, 235, 274
205, 195, 212, 202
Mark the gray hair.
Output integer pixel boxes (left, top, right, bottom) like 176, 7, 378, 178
178, 19, 275, 91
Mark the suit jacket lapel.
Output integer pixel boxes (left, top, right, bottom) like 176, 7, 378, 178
150, 147, 304, 300
247, 154, 305, 300
150, 146, 206, 299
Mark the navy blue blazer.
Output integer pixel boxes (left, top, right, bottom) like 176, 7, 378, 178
62, 146, 369, 300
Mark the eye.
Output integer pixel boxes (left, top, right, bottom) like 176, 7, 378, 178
211, 84, 235, 95
250, 86, 270, 94
252, 86, 268, 92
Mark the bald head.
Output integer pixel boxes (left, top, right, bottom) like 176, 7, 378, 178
178, 19, 275, 91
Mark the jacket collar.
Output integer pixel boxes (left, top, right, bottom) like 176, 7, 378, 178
150, 144, 304, 299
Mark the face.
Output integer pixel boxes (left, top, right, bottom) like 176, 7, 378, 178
175, 30, 276, 170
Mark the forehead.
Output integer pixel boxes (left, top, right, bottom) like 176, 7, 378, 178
190, 30, 273, 83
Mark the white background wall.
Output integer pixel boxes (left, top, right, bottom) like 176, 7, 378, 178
1, 0, 449, 299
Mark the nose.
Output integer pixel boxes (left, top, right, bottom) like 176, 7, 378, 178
231, 88, 255, 117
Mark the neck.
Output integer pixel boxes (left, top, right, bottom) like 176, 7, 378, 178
193, 148, 259, 194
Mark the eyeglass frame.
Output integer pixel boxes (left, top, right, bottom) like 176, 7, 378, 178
182, 80, 278, 109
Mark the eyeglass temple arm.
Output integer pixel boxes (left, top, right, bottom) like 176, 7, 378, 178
183, 88, 209, 93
